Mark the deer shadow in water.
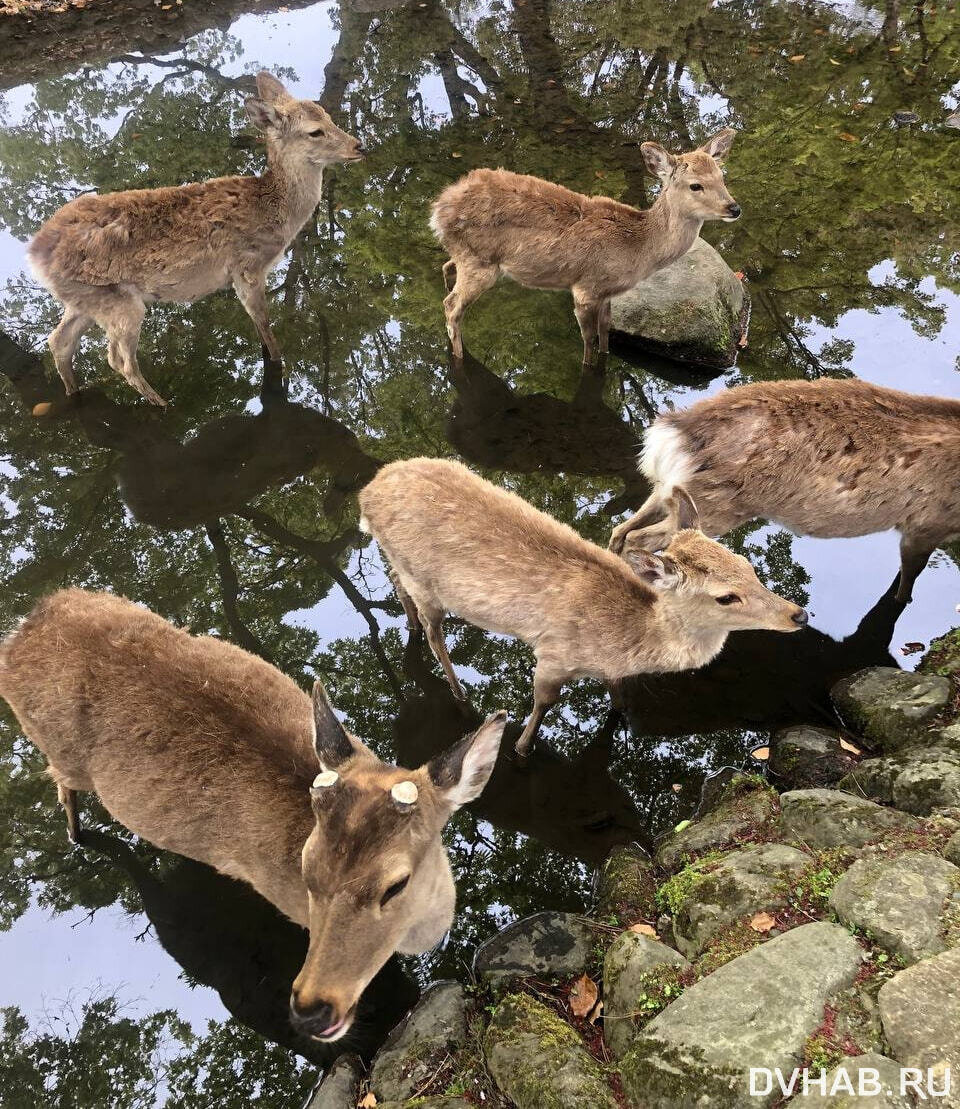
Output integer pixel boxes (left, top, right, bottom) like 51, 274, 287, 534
78, 829, 419, 1066
617, 578, 905, 740
393, 636, 650, 862
445, 345, 648, 516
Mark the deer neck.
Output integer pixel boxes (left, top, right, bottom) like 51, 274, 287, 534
626, 591, 728, 675
644, 191, 703, 272
263, 146, 326, 235
396, 840, 455, 954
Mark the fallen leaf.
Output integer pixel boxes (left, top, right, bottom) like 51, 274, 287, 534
888, 44, 902, 52
629, 922, 657, 937
589, 999, 604, 1025
750, 911, 776, 933
671, 783, 682, 793
569, 973, 599, 1019
750, 745, 770, 761
32, 402, 53, 417
674, 819, 692, 833
829, 58, 841, 65
359, 1094, 377, 1108
451, 152, 462, 158
788, 54, 805, 63
900, 641, 925, 656
839, 738, 863, 755
837, 132, 860, 142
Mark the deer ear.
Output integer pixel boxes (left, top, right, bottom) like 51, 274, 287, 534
641, 142, 677, 182
622, 546, 680, 590
245, 96, 284, 132
312, 681, 355, 769
427, 712, 507, 809
255, 70, 293, 103
698, 127, 736, 163
670, 486, 701, 532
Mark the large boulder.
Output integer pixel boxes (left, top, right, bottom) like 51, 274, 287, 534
655, 774, 779, 870
769, 725, 859, 789
609, 238, 749, 370
474, 911, 594, 984
831, 668, 951, 751
838, 742, 960, 816
779, 789, 920, 849
798, 1053, 912, 1107
603, 930, 690, 1058
828, 851, 960, 964
596, 845, 657, 924
670, 843, 810, 958
620, 922, 864, 1107
879, 947, 960, 1103
369, 982, 468, 1103
483, 992, 618, 1109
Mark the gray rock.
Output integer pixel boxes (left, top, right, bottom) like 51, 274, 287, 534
378, 1101, 472, 1109
609, 238, 749, 369
473, 911, 594, 983
620, 922, 864, 1107
370, 981, 467, 1103
603, 930, 690, 1058
829, 851, 959, 964
483, 992, 617, 1109
596, 844, 657, 923
779, 789, 920, 849
831, 668, 950, 751
879, 947, 960, 1102
306, 1054, 361, 1109
769, 725, 859, 789
798, 1053, 911, 1106
946, 831, 960, 866
839, 745, 960, 816
672, 843, 810, 958
656, 775, 779, 870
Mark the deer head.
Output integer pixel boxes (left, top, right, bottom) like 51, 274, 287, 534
641, 128, 740, 223
245, 71, 364, 173
290, 684, 506, 1042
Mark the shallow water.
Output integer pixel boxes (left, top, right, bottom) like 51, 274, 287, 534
0, 0, 959, 1101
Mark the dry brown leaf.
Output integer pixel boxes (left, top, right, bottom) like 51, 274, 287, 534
788, 54, 806, 63
839, 737, 863, 755
569, 973, 599, 1019
589, 998, 604, 1025
629, 922, 657, 937
900, 641, 925, 656
671, 783, 682, 793
750, 911, 776, 933
359, 1093, 377, 1109
837, 132, 860, 142
750, 745, 770, 761
31, 402, 53, 417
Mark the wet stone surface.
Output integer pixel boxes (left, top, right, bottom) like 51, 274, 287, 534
473, 911, 594, 984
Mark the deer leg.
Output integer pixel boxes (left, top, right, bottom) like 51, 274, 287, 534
442, 259, 458, 292
515, 663, 565, 757
421, 608, 467, 701
442, 260, 498, 362
48, 307, 91, 395
895, 534, 934, 603
598, 297, 612, 355
233, 274, 282, 366
389, 569, 422, 633
572, 289, 602, 366
97, 294, 166, 406
56, 781, 81, 846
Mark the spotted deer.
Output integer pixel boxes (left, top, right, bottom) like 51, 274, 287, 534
0, 589, 506, 1042
608, 378, 960, 603
27, 72, 363, 406
358, 458, 805, 756
430, 129, 739, 366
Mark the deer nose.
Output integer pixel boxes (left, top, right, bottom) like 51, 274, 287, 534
289, 994, 341, 1038
726, 202, 742, 219
791, 608, 808, 627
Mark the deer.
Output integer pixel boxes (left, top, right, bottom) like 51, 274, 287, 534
358, 458, 806, 757
27, 71, 363, 407
0, 589, 506, 1043
607, 377, 960, 604
429, 129, 739, 367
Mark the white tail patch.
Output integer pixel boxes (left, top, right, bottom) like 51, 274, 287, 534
359, 515, 371, 534
640, 420, 694, 490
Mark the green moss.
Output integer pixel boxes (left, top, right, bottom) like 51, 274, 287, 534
596, 846, 657, 923
787, 847, 855, 913
918, 626, 960, 678
656, 850, 725, 914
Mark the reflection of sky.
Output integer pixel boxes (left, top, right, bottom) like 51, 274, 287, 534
0, 0, 959, 1057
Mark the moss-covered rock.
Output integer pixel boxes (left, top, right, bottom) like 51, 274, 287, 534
838, 739, 960, 816
769, 725, 859, 789
596, 845, 657, 925
603, 930, 690, 1057
473, 911, 594, 985
306, 1054, 361, 1109
655, 773, 780, 870
798, 1053, 911, 1107
918, 626, 960, 678
831, 668, 951, 751
483, 992, 617, 1109
779, 789, 921, 849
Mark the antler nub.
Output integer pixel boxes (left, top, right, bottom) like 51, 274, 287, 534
391, 781, 418, 805
312, 770, 339, 789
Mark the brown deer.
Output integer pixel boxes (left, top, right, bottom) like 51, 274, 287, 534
27, 72, 363, 406
607, 378, 960, 603
358, 459, 806, 756
430, 129, 739, 366
0, 589, 506, 1042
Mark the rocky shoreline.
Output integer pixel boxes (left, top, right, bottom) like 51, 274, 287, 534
309, 646, 960, 1108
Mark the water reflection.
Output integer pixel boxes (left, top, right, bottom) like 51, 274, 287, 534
1, 0, 959, 1097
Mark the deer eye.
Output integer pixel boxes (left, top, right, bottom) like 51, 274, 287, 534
309, 127, 326, 137
716, 593, 741, 606
689, 183, 704, 192
380, 876, 409, 908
